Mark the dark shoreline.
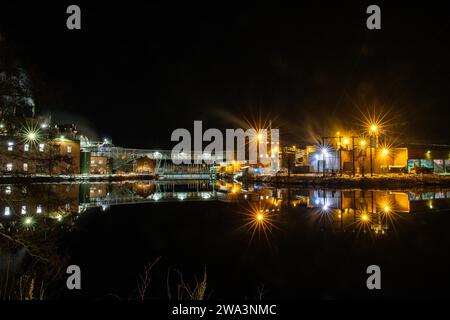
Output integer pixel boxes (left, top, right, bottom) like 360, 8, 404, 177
0, 174, 156, 184
242, 174, 450, 189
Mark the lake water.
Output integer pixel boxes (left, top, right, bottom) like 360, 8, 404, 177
1, 180, 450, 299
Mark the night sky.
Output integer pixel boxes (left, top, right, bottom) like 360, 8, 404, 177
1, 1, 449, 149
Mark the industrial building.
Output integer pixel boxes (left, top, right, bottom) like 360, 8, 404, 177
286, 143, 450, 175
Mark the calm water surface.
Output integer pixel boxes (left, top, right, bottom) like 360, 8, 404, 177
1, 180, 450, 299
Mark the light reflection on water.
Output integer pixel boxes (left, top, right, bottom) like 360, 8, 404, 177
1, 180, 450, 237
2, 180, 450, 299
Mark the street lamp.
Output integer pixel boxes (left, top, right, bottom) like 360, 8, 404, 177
27, 132, 37, 141
368, 124, 379, 177
370, 124, 378, 134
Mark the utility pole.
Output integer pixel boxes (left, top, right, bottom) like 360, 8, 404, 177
322, 136, 325, 177
370, 135, 373, 177
339, 136, 342, 176
352, 136, 355, 177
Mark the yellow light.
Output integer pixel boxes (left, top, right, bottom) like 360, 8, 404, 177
257, 132, 263, 140
256, 212, 264, 221
25, 217, 33, 225
384, 205, 390, 213
336, 131, 341, 137
360, 140, 367, 147
370, 124, 378, 133
361, 214, 369, 222
381, 148, 389, 156
343, 138, 349, 145
27, 132, 37, 141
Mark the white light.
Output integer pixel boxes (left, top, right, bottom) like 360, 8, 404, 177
4, 207, 10, 216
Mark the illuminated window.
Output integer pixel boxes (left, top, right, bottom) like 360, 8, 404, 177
98, 160, 103, 164
39, 143, 45, 152
21, 206, 27, 215
67, 145, 72, 153
4, 207, 10, 216
6, 163, 12, 171
36, 205, 42, 214
24, 143, 30, 151
91, 160, 95, 165
5, 186, 11, 194
7, 141, 14, 151
23, 163, 28, 172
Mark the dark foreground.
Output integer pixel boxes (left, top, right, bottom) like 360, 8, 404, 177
62, 198, 450, 299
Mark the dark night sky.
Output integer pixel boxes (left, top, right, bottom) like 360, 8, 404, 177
1, 1, 449, 149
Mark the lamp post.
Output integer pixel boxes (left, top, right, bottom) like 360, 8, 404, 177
369, 124, 378, 176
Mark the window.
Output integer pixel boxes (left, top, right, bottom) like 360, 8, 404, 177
98, 160, 103, 165
7, 141, 14, 151
39, 143, 45, 152
36, 205, 42, 214
4, 207, 10, 216
6, 163, 12, 171
67, 145, 72, 153
5, 186, 11, 194
23, 163, 28, 172
24, 143, 30, 151
21, 206, 27, 215
91, 160, 95, 165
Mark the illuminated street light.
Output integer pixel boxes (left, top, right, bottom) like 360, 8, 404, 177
27, 132, 37, 141
257, 132, 263, 140
381, 148, 389, 156
370, 124, 378, 134
343, 138, 350, 145
360, 139, 367, 147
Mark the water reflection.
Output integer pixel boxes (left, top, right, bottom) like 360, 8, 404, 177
1, 180, 450, 236
238, 200, 282, 245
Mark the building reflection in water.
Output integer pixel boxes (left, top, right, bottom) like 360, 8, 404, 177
1, 181, 450, 236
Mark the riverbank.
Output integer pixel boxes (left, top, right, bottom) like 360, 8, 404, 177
0, 174, 156, 184
242, 174, 450, 189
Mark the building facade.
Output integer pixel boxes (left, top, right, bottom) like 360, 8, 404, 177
0, 136, 80, 175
